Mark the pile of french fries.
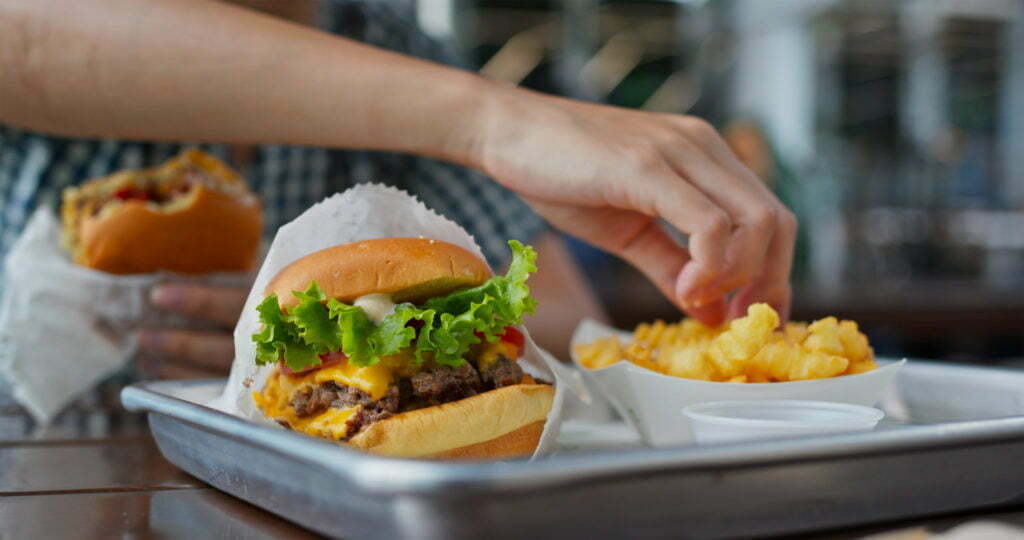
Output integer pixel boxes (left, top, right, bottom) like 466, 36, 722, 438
576, 303, 877, 383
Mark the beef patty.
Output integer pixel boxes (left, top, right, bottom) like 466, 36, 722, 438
287, 355, 526, 440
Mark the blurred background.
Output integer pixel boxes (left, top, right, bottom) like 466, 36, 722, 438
416, 0, 1023, 365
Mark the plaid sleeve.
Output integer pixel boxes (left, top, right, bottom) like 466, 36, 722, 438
320, 1, 548, 268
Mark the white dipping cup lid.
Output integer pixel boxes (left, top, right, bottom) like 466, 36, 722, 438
682, 400, 885, 445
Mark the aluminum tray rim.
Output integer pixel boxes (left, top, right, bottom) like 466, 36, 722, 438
122, 373, 1024, 496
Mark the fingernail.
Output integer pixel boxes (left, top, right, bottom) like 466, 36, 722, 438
681, 286, 708, 308
677, 284, 700, 306
138, 330, 161, 350
150, 285, 182, 309
678, 291, 695, 308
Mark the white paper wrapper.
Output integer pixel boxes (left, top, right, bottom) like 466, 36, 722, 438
0, 208, 253, 423
209, 184, 586, 458
571, 318, 906, 447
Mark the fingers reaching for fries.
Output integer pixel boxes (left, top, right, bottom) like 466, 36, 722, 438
576, 304, 877, 383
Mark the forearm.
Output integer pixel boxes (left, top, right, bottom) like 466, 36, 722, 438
0, 0, 485, 163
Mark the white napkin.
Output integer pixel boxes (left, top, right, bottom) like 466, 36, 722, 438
209, 184, 590, 457
0, 207, 252, 423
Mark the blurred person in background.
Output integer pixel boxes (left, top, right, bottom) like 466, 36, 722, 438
0, 0, 793, 389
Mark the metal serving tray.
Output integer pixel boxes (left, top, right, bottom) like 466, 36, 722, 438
122, 360, 1024, 539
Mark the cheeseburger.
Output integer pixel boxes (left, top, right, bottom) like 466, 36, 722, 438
61, 149, 261, 274
251, 238, 554, 459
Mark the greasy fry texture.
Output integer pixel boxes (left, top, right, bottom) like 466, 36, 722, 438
576, 303, 877, 383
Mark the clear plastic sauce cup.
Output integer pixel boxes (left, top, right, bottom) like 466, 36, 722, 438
682, 400, 885, 444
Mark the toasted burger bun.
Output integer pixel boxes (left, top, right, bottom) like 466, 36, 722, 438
347, 384, 554, 459
76, 186, 261, 274
266, 237, 491, 308
61, 150, 261, 274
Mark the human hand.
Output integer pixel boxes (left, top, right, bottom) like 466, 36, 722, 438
137, 283, 248, 378
467, 86, 796, 326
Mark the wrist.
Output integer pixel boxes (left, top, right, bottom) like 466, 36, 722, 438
442, 75, 529, 173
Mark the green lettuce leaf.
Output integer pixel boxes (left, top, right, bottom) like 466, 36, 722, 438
369, 308, 418, 358
252, 295, 287, 366
251, 240, 537, 370
252, 294, 319, 371
288, 283, 341, 355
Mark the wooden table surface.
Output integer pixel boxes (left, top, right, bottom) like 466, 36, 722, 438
2, 397, 1021, 539
0, 395, 316, 539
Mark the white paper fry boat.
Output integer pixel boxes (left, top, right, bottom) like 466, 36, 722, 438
571, 319, 906, 447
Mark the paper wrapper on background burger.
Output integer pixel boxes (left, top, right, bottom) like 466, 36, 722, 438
60, 149, 261, 274
250, 238, 554, 459
210, 185, 580, 460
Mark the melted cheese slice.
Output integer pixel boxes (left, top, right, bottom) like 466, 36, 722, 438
477, 341, 519, 371
253, 381, 357, 440
311, 362, 394, 400
297, 407, 358, 439
258, 361, 394, 403
253, 361, 394, 440
253, 369, 362, 440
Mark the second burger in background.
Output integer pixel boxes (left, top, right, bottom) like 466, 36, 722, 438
251, 238, 554, 459
61, 149, 262, 274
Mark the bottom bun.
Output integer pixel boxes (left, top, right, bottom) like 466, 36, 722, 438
431, 420, 546, 459
348, 384, 554, 459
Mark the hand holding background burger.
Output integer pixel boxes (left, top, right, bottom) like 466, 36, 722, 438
139, 283, 248, 378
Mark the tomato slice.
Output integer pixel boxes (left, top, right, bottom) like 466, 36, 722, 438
114, 187, 150, 201
473, 326, 525, 351
499, 327, 525, 350
279, 350, 345, 376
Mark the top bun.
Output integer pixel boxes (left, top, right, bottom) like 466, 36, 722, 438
266, 238, 491, 308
